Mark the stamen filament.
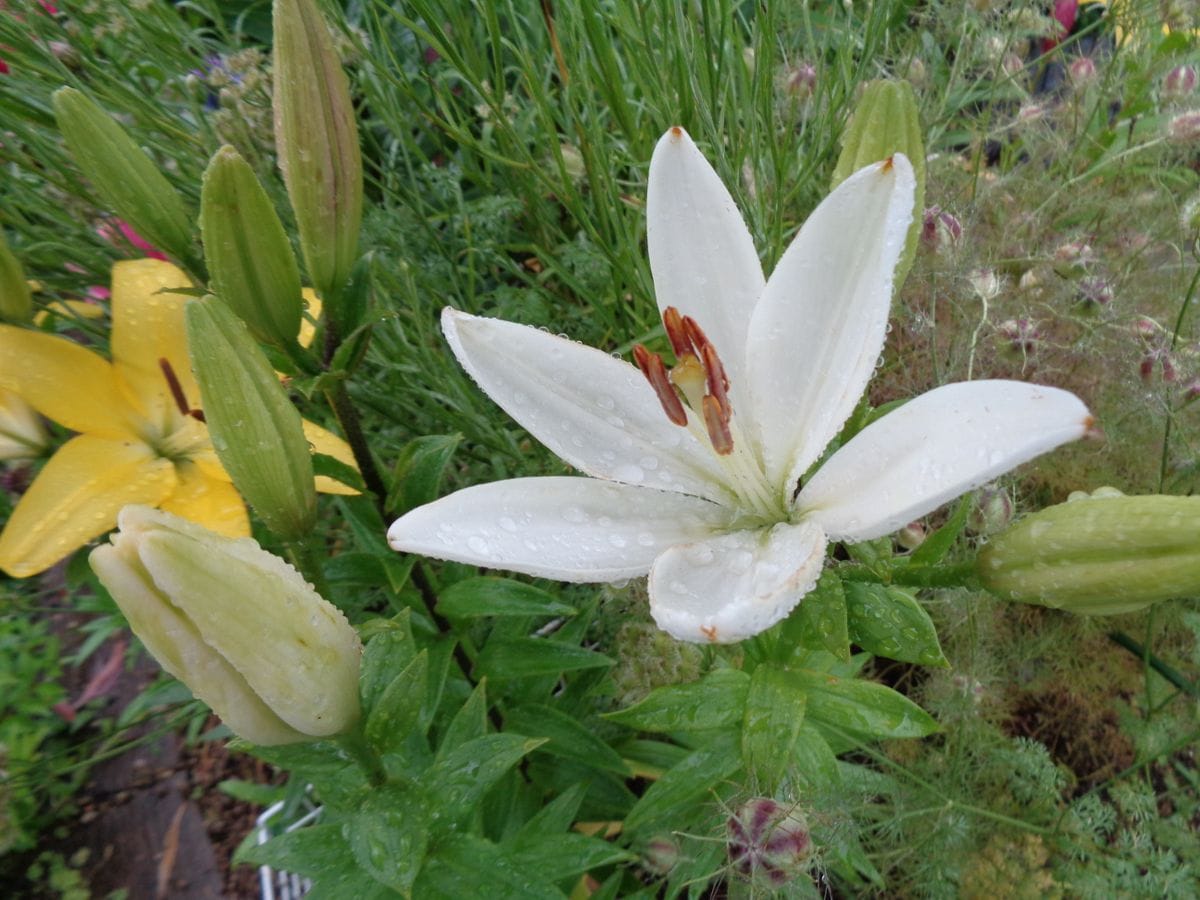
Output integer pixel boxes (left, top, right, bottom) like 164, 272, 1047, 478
159, 357, 191, 417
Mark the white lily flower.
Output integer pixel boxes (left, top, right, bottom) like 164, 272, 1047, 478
388, 127, 1093, 644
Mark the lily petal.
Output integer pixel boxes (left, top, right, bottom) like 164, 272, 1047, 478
159, 461, 250, 537
388, 476, 732, 582
796, 380, 1093, 542
647, 127, 764, 395
0, 325, 139, 439
110, 259, 197, 424
748, 155, 915, 495
301, 418, 360, 495
443, 309, 733, 502
648, 520, 827, 644
0, 388, 48, 460
0, 434, 176, 577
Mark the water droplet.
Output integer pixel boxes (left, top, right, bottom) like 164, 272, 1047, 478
613, 463, 645, 483
636, 532, 656, 547
563, 506, 587, 524
467, 535, 489, 555
498, 516, 517, 532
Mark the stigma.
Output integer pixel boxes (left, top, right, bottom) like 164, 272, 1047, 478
633, 307, 734, 455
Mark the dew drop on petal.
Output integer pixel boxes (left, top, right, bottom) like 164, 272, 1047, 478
467, 535, 489, 555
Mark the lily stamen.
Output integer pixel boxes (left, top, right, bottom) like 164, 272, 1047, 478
662, 305, 694, 359
633, 344, 688, 426
158, 356, 207, 423
702, 395, 734, 455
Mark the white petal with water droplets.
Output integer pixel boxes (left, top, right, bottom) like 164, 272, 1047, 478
387, 476, 733, 582
648, 520, 827, 643
747, 156, 915, 495
796, 380, 1093, 542
442, 309, 732, 502
647, 127, 764, 405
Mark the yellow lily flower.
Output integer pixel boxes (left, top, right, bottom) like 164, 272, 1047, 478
0, 258, 357, 578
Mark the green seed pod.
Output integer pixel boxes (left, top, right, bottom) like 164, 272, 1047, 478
978, 493, 1200, 615
0, 232, 32, 323
51, 88, 197, 268
186, 295, 316, 540
91, 505, 361, 745
200, 145, 304, 348
272, 0, 363, 314
831, 80, 926, 293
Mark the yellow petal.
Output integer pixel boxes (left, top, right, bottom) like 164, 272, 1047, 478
191, 447, 235, 483
32, 299, 108, 326
159, 461, 250, 538
302, 418, 361, 495
0, 435, 176, 577
110, 259, 199, 421
298, 288, 322, 349
0, 325, 139, 439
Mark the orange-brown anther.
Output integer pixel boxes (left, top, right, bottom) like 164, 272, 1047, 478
702, 395, 734, 455
700, 341, 730, 408
634, 344, 688, 426
662, 306, 695, 360
681, 314, 710, 354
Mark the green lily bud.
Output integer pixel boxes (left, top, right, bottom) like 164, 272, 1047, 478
831, 80, 926, 293
0, 233, 32, 323
978, 492, 1200, 615
51, 88, 197, 269
186, 296, 316, 540
272, 0, 363, 313
200, 145, 304, 348
90, 505, 361, 745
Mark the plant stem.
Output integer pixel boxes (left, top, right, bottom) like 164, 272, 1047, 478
1107, 630, 1199, 700
286, 535, 333, 601
325, 380, 389, 512
338, 726, 387, 787
837, 561, 979, 589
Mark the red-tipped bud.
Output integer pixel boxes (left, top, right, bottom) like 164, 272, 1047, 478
727, 798, 814, 889
1164, 65, 1197, 99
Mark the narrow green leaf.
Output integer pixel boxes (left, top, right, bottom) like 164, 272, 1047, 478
439, 679, 489, 760
506, 704, 629, 775
424, 734, 547, 824
512, 782, 588, 843
359, 613, 415, 712
414, 834, 565, 900
742, 664, 807, 790
623, 731, 742, 833
508, 833, 634, 882
387, 434, 462, 514
234, 823, 350, 877
794, 669, 938, 739
345, 786, 430, 895
845, 583, 947, 667
365, 650, 428, 751
791, 722, 841, 790
782, 571, 850, 661
438, 576, 576, 619
603, 669, 749, 732
477, 638, 613, 679
907, 494, 972, 568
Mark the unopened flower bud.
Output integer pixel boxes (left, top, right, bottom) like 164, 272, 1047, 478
186, 296, 317, 540
968, 485, 1013, 534
921, 206, 962, 253
727, 798, 814, 888
0, 389, 46, 460
1001, 53, 1024, 78
200, 145, 304, 349
0, 232, 32, 323
1181, 192, 1200, 233
969, 268, 1002, 301
897, 521, 926, 551
1167, 111, 1200, 144
1164, 64, 1197, 98
558, 142, 585, 182
1076, 275, 1113, 311
273, 0, 363, 313
90, 505, 362, 744
997, 318, 1040, 358
1132, 316, 1161, 342
1068, 57, 1097, 85
643, 835, 681, 875
51, 88, 197, 270
784, 62, 817, 99
979, 494, 1200, 615
831, 79, 925, 291
1053, 240, 1094, 278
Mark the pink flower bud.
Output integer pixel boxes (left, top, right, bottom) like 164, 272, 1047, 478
921, 206, 963, 253
897, 522, 926, 551
1068, 57, 1097, 85
785, 62, 817, 99
969, 486, 1014, 535
1168, 111, 1200, 144
643, 836, 681, 875
997, 318, 1040, 358
727, 798, 813, 888
1164, 65, 1197, 99
1077, 276, 1113, 310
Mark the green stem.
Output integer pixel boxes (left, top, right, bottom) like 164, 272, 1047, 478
286, 535, 332, 601
325, 380, 389, 513
338, 726, 387, 787
837, 560, 979, 589
1107, 630, 1199, 700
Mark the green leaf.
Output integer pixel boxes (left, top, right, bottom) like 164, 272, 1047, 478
844, 583, 947, 667
791, 722, 841, 790
794, 669, 938, 739
623, 730, 742, 833
438, 577, 576, 619
313, 452, 367, 493
387, 434, 461, 515
506, 704, 629, 775
414, 834, 565, 900
234, 740, 356, 784
234, 823, 348, 876
907, 494, 972, 568
477, 638, 613, 679
603, 669, 749, 732
782, 571, 850, 661
217, 778, 284, 806
742, 665, 807, 790
508, 833, 634, 881
324, 552, 387, 586
512, 782, 588, 843
438, 680, 489, 760
359, 614, 416, 712
424, 734, 547, 824
365, 650, 429, 752
344, 786, 430, 895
